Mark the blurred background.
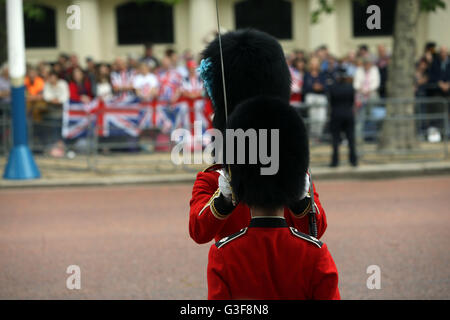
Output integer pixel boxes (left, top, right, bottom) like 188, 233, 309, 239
0, 0, 449, 300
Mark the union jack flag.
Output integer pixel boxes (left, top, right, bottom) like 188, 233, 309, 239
62, 99, 98, 139
96, 95, 153, 137
62, 96, 213, 139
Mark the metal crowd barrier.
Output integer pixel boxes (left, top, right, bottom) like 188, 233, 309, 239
1, 97, 449, 172
293, 96, 449, 163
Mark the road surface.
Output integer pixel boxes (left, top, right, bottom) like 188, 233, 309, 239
0, 175, 449, 299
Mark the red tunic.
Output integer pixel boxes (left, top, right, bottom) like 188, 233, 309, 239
189, 165, 327, 244
207, 217, 340, 300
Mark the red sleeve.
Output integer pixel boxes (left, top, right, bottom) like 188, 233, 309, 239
310, 244, 340, 300
287, 182, 328, 239
207, 245, 231, 300
189, 171, 229, 244
69, 82, 81, 102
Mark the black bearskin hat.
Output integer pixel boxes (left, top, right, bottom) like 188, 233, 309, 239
201, 29, 291, 133
226, 96, 309, 210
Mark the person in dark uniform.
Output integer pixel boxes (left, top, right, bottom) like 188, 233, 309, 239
207, 96, 340, 300
328, 69, 357, 167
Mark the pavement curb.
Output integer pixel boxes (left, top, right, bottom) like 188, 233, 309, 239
1, 162, 450, 189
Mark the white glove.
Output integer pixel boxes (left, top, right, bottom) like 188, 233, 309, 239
218, 169, 233, 202
299, 173, 311, 200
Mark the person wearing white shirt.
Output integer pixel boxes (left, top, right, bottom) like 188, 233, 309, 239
353, 57, 381, 143
353, 58, 380, 104
43, 72, 69, 105
133, 63, 159, 102
42, 72, 70, 157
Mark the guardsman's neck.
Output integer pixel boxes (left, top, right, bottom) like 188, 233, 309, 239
250, 207, 284, 218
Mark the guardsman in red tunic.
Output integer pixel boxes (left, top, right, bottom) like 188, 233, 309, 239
207, 96, 340, 300
190, 29, 327, 244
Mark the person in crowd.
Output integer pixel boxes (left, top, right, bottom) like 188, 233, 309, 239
127, 53, 140, 72
181, 60, 203, 99
56, 53, 70, 80
328, 69, 357, 167
0, 64, 10, 105
158, 53, 183, 104
293, 49, 306, 61
323, 55, 339, 87
423, 42, 438, 66
353, 56, 380, 143
341, 50, 357, 78
179, 49, 194, 79
436, 46, 450, 97
37, 61, 51, 81
141, 42, 160, 70
52, 62, 65, 80
43, 71, 70, 157
424, 42, 440, 92
289, 57, 306, 107
0, 64, 9, 144
353, 56, 380, 105
357, 44, 370, 59
110, 57, 135, 99
43, 71, 69, 106
285, 52, 295, 68
376, 44, 390, 98
156, 53, 185, 133
95, 63, 113, 101
25, 67, 46, 122
303, 56, 328, 140
415, 58, 430, 135
68, 54, 80, 73
133, 62, 159, 102
68, 66, 93, 104
181, 59, 209, 149
61, 54, 81, 83
165, 48, 188, 79
415, 58, 429, 98
316, 45, 330, 71
57, 53, 69, 67
85, 57, 97, 97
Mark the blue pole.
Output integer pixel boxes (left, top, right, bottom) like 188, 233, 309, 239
3, 0, 40, 179
3, 87, 40, 179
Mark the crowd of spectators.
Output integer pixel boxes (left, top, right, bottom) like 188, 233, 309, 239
0, 40, 449, 157
0, 43, 204, 156
286, 42, 450, 143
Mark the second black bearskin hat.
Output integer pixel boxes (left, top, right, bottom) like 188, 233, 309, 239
201, 29, 291, 132
226, 96, 309, 210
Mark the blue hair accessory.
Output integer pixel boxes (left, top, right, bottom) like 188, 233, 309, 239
197, 58, 215, 106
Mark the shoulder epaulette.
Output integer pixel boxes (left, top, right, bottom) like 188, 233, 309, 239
202, 164, 224, 173
289, 227, 323, 248
215, 228, 248, 249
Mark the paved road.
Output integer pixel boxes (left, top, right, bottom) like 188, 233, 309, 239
0, 176, 449, 299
